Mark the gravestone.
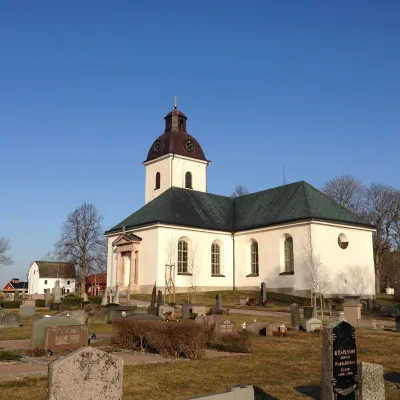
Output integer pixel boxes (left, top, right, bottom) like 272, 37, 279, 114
59, 309, 88, 325
54, 280, 61, 304
45, 324, 88, 352
19, 305, 36, 317
214, 318, 237, 337
321, 321, 358, 400
327, 301, 332, 316
357, 319, 377, 330
304, 306, 316, 320
290, 303, 300, 330
0, 312, 20, 328
396, 315, 400, 332
22, 298, 35, 306
343, 302, 361, 327
247, 322, 267, 336
358, 362, 385, 400
239, 296, 249, 306
150, 283, 156, 308
158, 304, 175, 319
114, 286, 120, 304
195, 315, 216, 331
107, 305, 137, 322
101, 288, 108, 305
45, 291, 50, 307
82, 293, 88, 302
260, 282, 267, 304
191, 305, 207, 316
48, 346, 123, 400
306, 317, 322, 332
92, 307, 108, 324
181, 304, 201, 319
157, 290, 163, 306
31, 316, 81, 348
215, 294, 222, 313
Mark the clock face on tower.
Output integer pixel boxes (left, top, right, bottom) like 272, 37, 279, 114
153, 139, 163, 153
184, 139, 195, 152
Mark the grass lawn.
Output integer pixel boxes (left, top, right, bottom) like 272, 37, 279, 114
0, 328, 399, 399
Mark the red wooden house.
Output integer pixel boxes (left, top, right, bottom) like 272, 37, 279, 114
85, 273, 107, 296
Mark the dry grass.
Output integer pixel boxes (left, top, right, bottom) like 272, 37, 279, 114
0, 327, 399, 399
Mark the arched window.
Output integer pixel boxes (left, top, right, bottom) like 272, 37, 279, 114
178, 240, 188, 273
284, 236, 294, 272
211, 243, 220, 275
251, 240, 259, 275
155, 172, 161, 190
185, 171, 192, 189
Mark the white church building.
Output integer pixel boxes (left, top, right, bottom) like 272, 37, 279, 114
105, 104, 375, 298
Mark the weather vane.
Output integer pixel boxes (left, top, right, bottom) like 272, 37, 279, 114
174, 96, 178, 110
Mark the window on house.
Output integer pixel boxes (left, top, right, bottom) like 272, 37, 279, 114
67, 289, 70, 293
211, 243, 220, 275
44, 280, 47, 285
284, 236, 294, 272
185, 171, 192, 189
67, 280, 70, 285
177, 240, 188, 273
155, 172, 161, 190
251, 241, 259, 275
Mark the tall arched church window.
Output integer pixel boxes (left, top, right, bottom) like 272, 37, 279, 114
155, 172, 161, 190
211, 243, 220, 275
284, 236, 294, 272
178, 240, 188, 274
251, 241, 259, 275
185, 171, 192, 189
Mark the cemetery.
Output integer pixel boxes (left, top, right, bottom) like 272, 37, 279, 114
0, 284, 398, 400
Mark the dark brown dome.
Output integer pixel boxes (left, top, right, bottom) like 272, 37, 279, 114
144, 109, 208, 163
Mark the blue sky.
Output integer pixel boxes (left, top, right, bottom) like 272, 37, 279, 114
1, 1, 399, 286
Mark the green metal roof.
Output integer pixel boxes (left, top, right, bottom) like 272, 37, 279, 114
105, 181, 373, 235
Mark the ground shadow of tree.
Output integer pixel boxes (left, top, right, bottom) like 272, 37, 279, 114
253, 385, 279, 400
384, 372, 400, 384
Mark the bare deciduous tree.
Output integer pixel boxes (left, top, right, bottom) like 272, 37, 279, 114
187, 242, 202, 303
302, 225, 327, 318
41, 251, 58, 261
365, 184, 399, 294
164, 234, 178, 303
55, 203, 106, 295
0, 237, 13, 268
322, 175, 366, 215
230, 184, 249, 198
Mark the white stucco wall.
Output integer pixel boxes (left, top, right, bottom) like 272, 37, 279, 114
144, 154, 208, 204
312, 222, 375, 296
234, 221, 375, 296
28, 262, 76, 294
157, 225, 233, 291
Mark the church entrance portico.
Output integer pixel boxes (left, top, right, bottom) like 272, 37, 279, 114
112, 232, 142, 294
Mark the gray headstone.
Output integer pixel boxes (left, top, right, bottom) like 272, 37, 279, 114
101, 288, 108, 306
48, 346, 123, 400
19, 305, 36, 317
306, 317, 322, 333
45, 291, 51, 306
304, 306, 315, 320
59, 310, 88, 325
157, 290, 163, 306
195, 315, 216, 331
321, 321, 358, 400
31, 316, 81, 348
82, 293, 88, 302
260, 282, 267, 304
0, 312, 20, 328
54, 280, 61, 304
215, 294, 222, 313
246, 322, 267, 336
158, 304, 174, 319
290, 303, 300, 330
358, 362, 385, 400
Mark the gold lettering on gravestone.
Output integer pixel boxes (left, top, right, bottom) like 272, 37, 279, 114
55, 334, 80, 346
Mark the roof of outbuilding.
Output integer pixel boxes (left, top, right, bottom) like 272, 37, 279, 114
34, 261, 76, 279
105, 181, 373, 235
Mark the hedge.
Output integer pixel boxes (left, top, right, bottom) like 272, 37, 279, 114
112, 319, 205, 359
35, 299, 46, 307
0, 301, 21, 309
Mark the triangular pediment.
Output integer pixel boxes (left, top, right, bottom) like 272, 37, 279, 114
112, 233, 142, 247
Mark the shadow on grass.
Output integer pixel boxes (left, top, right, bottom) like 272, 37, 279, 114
384, 372, 400, 384
253, 386, 279, 400
293, 385, 320, 399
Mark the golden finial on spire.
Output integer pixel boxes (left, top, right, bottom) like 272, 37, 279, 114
174, 96, 178, 110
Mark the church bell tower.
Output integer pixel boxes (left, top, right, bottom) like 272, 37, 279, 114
143, 98, 210, 204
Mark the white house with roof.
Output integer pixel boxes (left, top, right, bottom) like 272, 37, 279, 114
28, 261, 76, 295
104, 104, 376, 298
